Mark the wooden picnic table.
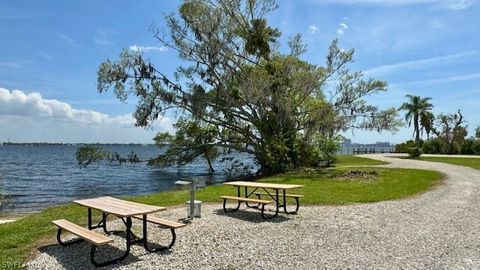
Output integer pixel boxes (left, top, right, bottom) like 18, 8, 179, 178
222, 181, 304, 219
73, 196, 167, 266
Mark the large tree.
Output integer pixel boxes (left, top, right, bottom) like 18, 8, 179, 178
96, 0, 400, 175
400, 95, 434, 145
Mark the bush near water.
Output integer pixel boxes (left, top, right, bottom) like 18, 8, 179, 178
396, 138, 480, 156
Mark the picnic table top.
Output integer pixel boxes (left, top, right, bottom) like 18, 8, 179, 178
74, 196, 166, 217
223, 181, 304, 190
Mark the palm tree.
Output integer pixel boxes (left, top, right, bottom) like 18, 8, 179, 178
420, 111, 435, 140
400, 95, 434, 145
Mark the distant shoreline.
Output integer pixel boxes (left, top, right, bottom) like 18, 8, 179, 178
0, 142, 156, 146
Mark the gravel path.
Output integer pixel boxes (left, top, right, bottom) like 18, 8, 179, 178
27, 154, 480, 269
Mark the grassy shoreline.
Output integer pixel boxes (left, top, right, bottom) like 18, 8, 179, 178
0, 155, 443, 267
335, 155, 389, 166
0, 155, 388, 221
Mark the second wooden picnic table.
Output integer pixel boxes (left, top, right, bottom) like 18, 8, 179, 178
221, 181, 304, 219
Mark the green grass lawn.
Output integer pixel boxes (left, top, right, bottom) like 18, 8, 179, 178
418, 156, 480, 170
0, 164, 441, 267
336, 154, 388, 166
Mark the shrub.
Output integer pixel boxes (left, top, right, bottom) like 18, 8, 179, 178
422, 137, 446, 154
395, 140, 416, 153
317, 138, 340, 167
460, 138, 476, 155
473, 140, 480, 155
407, 146, 422, 158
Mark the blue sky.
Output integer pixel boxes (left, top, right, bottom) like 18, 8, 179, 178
0, 0, 479, 144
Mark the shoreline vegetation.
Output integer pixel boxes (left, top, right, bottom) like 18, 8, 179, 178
417, 156, 480, 170
0, 142, 154, 146
0, 155, 443, 267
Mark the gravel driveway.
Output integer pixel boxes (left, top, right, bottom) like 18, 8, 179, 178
28, 154, 480, 269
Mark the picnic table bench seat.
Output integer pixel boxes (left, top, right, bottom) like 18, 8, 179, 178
254, 192, 304, 198
220, 195, 272, 205
132, 215, 186, 250
220, 195, 273, 219
52, 219, 121, 267
133, 215, 186, 229
53, 219, 113, 245
254, 192, 303, 213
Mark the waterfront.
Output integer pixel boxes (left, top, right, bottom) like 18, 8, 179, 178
0, 145, 246, 215
0, 144, 394, 215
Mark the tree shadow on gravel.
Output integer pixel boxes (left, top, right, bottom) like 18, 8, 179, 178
37, 241, 140, 270
213, 209, 290, 223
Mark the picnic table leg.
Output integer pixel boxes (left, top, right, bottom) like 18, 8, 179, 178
101, 212, 109, 234
245, 186, 260, 209
90, 217, 132, 267
261, 189, 279, 219
87, 208, 92, 230
141, 214, 176, 252
56, 228, 83, 246
282, 189, 300, 214
222, 186, 241, 212
87, 208, 111, 234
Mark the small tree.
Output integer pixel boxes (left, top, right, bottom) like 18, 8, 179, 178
431, 110, 467, 154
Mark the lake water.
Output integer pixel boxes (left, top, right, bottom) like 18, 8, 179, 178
0, 145, 248, 215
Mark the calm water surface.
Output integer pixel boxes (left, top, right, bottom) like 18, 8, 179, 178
0, 145, 244, 215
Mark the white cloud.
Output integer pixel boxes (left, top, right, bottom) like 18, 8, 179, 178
440, 0, 474, 10
336, 22, 348, 35
0, 88, 174, 143
429, 19, 445, 29
317, 0, 474, 10
56, 33, 79, 47
308, 25, 319, 34
129, 45, 168, 53
391, 73, 480, 87
0, 60, 34, 70
0, 88, 130, 126
364, 51, 479, 76
94, 29, 116, 46
37, 52, 53, 61
0, 14, 31, 20
322, 0, 434, 3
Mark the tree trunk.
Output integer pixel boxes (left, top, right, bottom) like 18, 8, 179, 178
206, 158, 215, 174
414, 114, 420, 145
